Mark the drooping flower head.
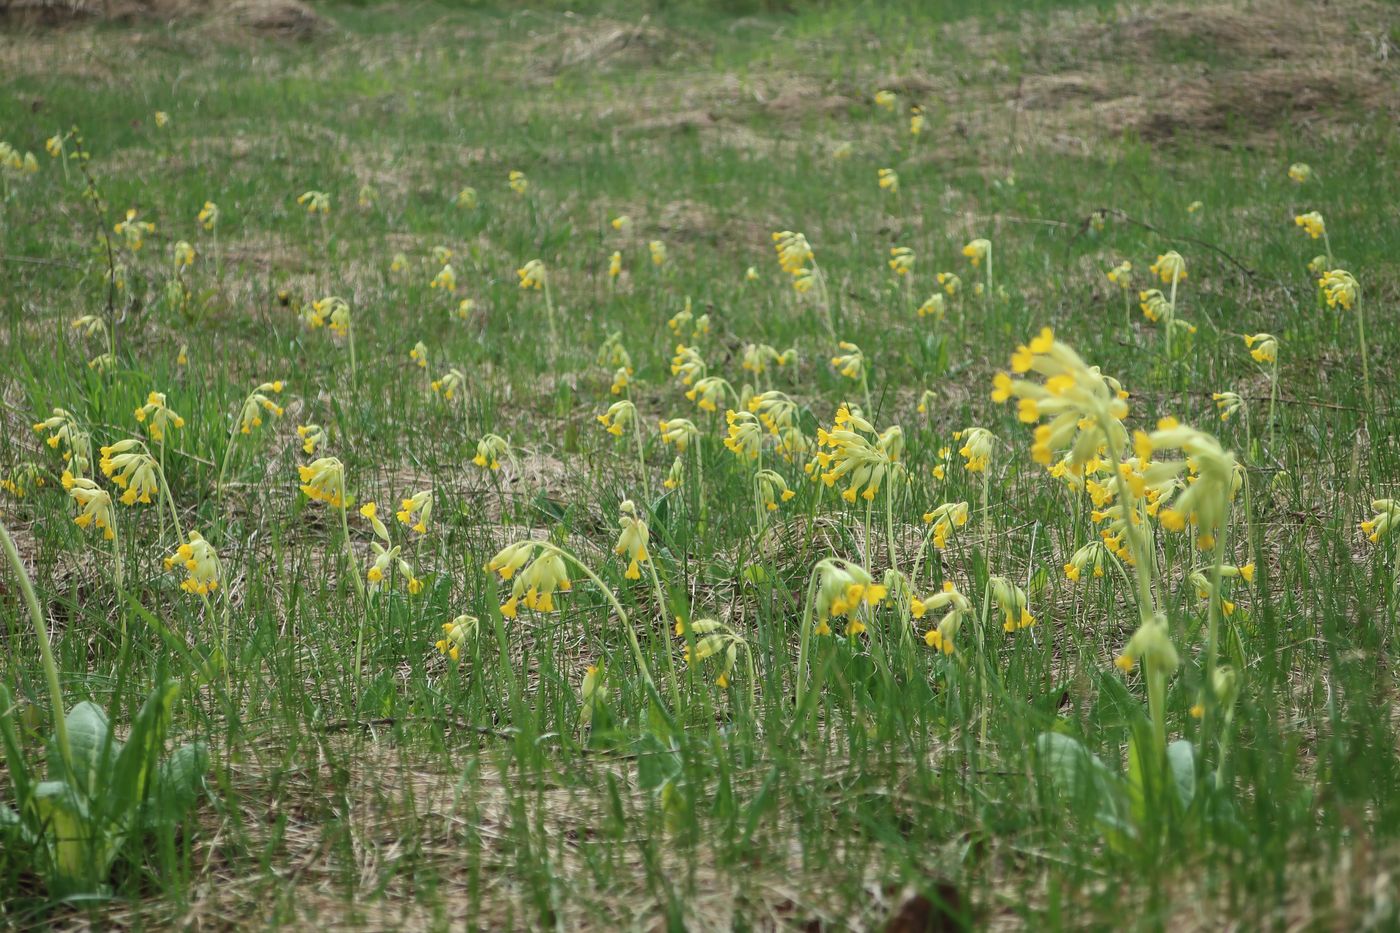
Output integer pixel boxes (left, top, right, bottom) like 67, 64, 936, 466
597, 400, 637, 437
989, 575, 1034, 632
473, 434, 510, 471
435, 614, 479, 662
487, 541, 572, 617
921, 501, 969, 550
888, 246, 914, 276
68, 477, 116, 539
517, 259, 546, 290
614, 500, 650, 580
134, 391, 185, 443
237, 380, 285, 434
164, 530, 220, 596
1361, 500, 1400, 545
962, 238, 991, 267
1149, 250, 1187, 284
812, 559, 888, 638
1318, 269, 1358, 310
1242, 332, 1278, 365
298, 457, 348, 509
1293, 211, 1325, 240
877, 167, 899, 193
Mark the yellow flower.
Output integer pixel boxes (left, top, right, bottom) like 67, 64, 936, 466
396, 490, 433, 534
754, 470, 795, 512
68, 476, 116, 539
45, 135, 63, 157
164, 530, 221, 596
1361, 499, 1400, 545
1318, 269, 1357, 310
296, 190, 330, 214
962, 238, 990, 267
454, 298, 475, 321
456, 186, 478, 208
366, 542, 421, 597
1106, 260, 1132, 289
297, 423, 326, 455
888, 246, 914, 276
1242, 332, 1278, 365
745, 266, 759, 281
658, 417, 699, 452
579, 662, 607, 724
773, 230, 814, 275
989, 576, 1033, 632
956, 427, 996, 473
877, 167, 899, 193
936, 271, 961, 296
410, 341, 429, 369
473, 434, 510, 471
686, 376, 729, 413
830, 341, 865, 381
430, 368, 466, 401
909, 105, 925, 136
1187, 200, 1203, 214
435, 615, 479, 662
1212, 392, 1244, 422
517, 259, 546, 290
917, 293, 946, 320
812, 559, 887, 636
360, 500, 390, 541
1149, 250, 1187, 284
1064, 541, 1108, 582
921, 501, 969, 550
610, 365, 632, 395
430, 264, 456, 291
1293, 211, 1325, 239
134, 391, 185, 443
508, 170, 528, 195
648, 240, 667, 267
597, 400, 637, 437
614, 500, 650, 580
611, 215, 631, 232
154, 111, 169, 127
237, 380, 285, 435
304, 296, 352, 335
487, 542, 572, 616
919, 581, 970, 654
173, 241, 196, 270
1288, 162, 1312, 183
113, 209, 155, 251
874, 90, 896, 110
608, 250, 622, 278
197, 201, 219, 231
722, 410, 764, 460
298, 457, 348, 509
670, 344, 706, 386
358, 185, 377, 208
99, 440, 159, 507
0, 462, 45, 499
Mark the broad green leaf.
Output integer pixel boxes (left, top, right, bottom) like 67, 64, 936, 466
53, 702, 112, 798
32, 779, 108, 895
1167, 740, 1197, 812
109, 681, 180, 824
150, 743, 209, 827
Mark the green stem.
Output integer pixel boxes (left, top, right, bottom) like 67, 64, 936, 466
793, 571, 822, 713
0, 519, 72, 775
341, 499, 369, 681
645, 558, 684, 713
555, 547, 662, 708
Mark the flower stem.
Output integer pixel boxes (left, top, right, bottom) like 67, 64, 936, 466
0, 518, 72, 775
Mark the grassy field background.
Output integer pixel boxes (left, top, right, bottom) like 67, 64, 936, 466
2, 0, 1399, 928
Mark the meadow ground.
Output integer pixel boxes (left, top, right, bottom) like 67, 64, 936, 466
1, 0, 1399, 928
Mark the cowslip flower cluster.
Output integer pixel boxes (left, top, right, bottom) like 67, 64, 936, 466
430, 264, 456, 291
874, 89, 896, 110
197, 201, 219, 230
1137, 417, 1239, 550
131, 389, 183, 439
597, 400, 637, 436
670, 344, 706, 386
1361, 500, 1399, 544
1318, 269, 1357, 310
100, 441, 159, 506
649, 240, 667, 266
917, 294, 946, 320
922, 501, 969, 550
1243, 332, 1278, 364
877, 167, 898, 193
508, 170, 527, 195
754, 470, 795, 511
989, 576, 1034, 632
686, 377, 729, 413
473, 434, 510, 471
1288, 162, 1312, 183
888, 246, 914, 276
237, 381, 285, 434
1212, 392, 1245, 421
809, 406, 903, 503
487, 541, 572, 617
296, 190, 330, 214
812, 559, 887, 637
517, 259, 546, 290
954, 427, 996, 473
1149, 250, 1187, 283
298, 457, 348, 509
915, 582, 970, 653
962, 238, 990, 267
431, 368, 466, 401
435, 615, 479, 662
114, 209, 155, 251
304, 296, 351, 336
1293, 211, 1325, 239
297, 423, 326, 455
741, 343, 796, 376
936, 271, 961, 295
164, 531, 220, 596
68, 477, 116, 539
1106, 260, 1132, 289
614, 500, 650, 580
722, 410, 763, 461
397, 491, 432, 534
830, 342, 865, 381
366, 542, 423, 596
658, 418, 699, 453
34, 408, 93, 475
